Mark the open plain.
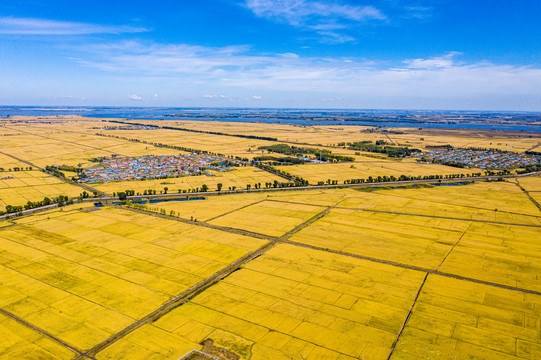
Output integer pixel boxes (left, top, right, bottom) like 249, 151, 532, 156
0, 116, 540, 360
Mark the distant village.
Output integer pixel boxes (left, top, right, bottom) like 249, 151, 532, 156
101, 125, 156, 130
419, 148, 541, 169
83, 154, 240, 183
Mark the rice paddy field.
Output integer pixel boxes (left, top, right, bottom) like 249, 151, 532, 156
0, 171, 82, 208
0, 205, 266, 352
100, 127, 283, 160
132, 120, 541, 153
99, 244, 427, 360
0, 117, 540, 359
392, 275, 541, 360
277, 160, 476, 184
0, 121, 182, 168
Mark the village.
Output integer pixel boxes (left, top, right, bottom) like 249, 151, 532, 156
419, 148, 541, 169
82, 154, 241, 183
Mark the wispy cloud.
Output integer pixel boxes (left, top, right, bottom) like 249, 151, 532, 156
0, 17, 148, 35
202, 94, 228, 99
127, 94, 142, 100
244, 0, 385, 43
73, 41, 541, 106
404, 51, 461, 69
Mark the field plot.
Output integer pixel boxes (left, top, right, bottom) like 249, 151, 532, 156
266, 188, 353, 207
98, 244, 426, 360
101, 128, 281, 159
517, 176, 541, 192
0, 152, 26, 170
517, 176, 541, 205
277, 161, 475, 184
375, 180, 541, 217
94, 167, 286, 195
392, 275, 541, 360
288, 208, 466, 269
0, 206, 265, 350
1, 123, 181, 168
145, 189, 351, 224
146, 120, 541, 153
338, 183, 541, 225
0, 312, 76, 359
144, 193, 269, 222
209, 200, 323, 237
438, 222, 541, 293
146, 120, 385, 146
395, 128, 541, 153
0, 170, 82, 208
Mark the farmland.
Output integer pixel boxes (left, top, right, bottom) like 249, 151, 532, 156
276, 160, 477, 185
0, 205, 266, 351
122, 119, 541, 153
0, 116, 540, 359
0, 170, 82, 208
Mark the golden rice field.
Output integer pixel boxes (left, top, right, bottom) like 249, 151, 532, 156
393, 275, 541, 360
94, 167, 286, 195
375, 180, 541, 217
1, 122, 182, 168
1, 118, 540, 360
208, 200, 323, 237
277, 160, 477, 184
99, 244, 426, 360
138, 189, 352, 225
0, 312, 76, 359
0, 153, 26, 170
142, 192, 268, 222
289, 207, 466, 269
0, 205, 265, 351
0, 170, 82, 208
101, 127, 281, 160
517, 176, 541, 205
341, 181, 541, 224
517, 176, 541, 192
141, 120, 541, 153
288, 210, 541, 293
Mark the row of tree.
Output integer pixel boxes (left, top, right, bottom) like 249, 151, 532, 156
106, 119, 279, 141
2, 195, 72, 215
347, 141, 420, 158
258, 144, 354, 162
0, 166, 33, 172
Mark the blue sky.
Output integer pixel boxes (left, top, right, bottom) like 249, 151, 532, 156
0, 0, 540, 110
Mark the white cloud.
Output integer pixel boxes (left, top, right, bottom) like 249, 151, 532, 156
71, 41, 541, 109
245, 0, 385, 24
127, 94, 142, 100
202, 94, 228, 99
0, 17, 147, 35
404, 51, 461, 69
244, 0, 385, 42
252, 95, 262, 99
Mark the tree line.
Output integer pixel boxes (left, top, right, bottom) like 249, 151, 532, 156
347, 141, 420, 158
2, 195, 72, 216
105, 120, 278, 141
257, 144, 354, 162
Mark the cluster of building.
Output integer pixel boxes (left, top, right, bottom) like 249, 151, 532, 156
83, 154, 238, 183
102, 125, 155, 130
420, 148, 541, 169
